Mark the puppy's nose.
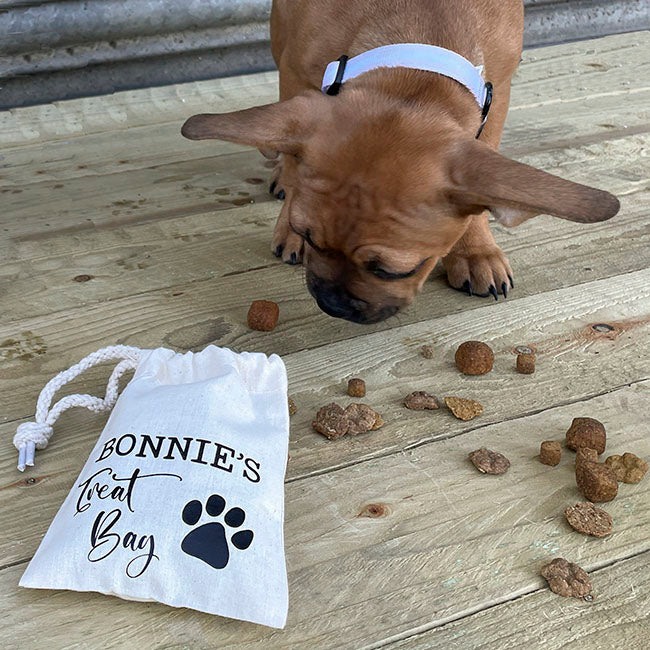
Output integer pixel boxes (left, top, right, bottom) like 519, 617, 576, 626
306, 272, 398, 324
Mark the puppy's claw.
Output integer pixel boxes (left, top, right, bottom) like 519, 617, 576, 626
285, 252, 298, 265
489, 285, 498, 301
275, 189, 286, 201
501, 282, 508, 299
273, 244, 284, 258
464, 279, 473, 296
508, 274, 514, 289
269, 181, 277, 195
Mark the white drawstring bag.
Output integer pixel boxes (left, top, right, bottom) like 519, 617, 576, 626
14, 345, 290, 629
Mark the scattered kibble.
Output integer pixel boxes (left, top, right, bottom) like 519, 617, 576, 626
403, 391, 439, 411
540, 441, 562, 466
516, 352, 535, 374
541, 558, 592, 598
347, 378, 366, 398
468, 447, 510, 475
312, 402, 383, 440
455, 341, 494, 375
564, 502, 612, 538
605, 453, 648, 483
565, 417, 606, 455
445, 396, 484, 421
312, 403, 349, 440
247, 300, 279, 331
576, 459, 618, 503
288, 397, 297, 416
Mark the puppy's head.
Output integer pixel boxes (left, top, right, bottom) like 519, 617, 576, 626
182, 91, 619, 324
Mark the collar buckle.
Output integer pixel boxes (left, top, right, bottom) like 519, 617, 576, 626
325, 55, 349, 96
475, 81, 493, 139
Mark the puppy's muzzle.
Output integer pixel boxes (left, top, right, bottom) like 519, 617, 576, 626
306, 271, 399, 324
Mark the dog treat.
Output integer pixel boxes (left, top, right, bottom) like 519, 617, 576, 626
605, 453, 648, 484
516, 352, 535, 374
288, 397, 297, 416
312, 403, 349, 440
455, 341, 494, 375
420, 344, 435, 359
445, 396, 484, 421
564, 502, 613, 538
347, 378, 366, 398
575, 447, 598, 469
576, 460, 618, 503
403, 391, 439, 411
247, 300, 280, 331
345, 403, 382, 435
312, 402, 383, 440
540, 441, 562, 466
565, 417, 606, 454
468, 447, 510, 475
541, 558, 592, 598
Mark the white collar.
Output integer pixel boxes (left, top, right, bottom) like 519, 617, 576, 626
321, 43, 492, 132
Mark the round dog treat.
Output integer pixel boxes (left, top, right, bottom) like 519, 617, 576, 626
455, 341, 494, 375
312, 403, 349, 440
347, 378, 366, 398
605, 453, 648, 484
345, 403, 380, 435
468, 447, 510, 475
403, 391, 439, 411
540, 441, 562, 466
247, 299, 279, 331
541, 558, 592, 598
576, 460, 618, 503
445, 396, 484, 421
564, 502, 613, 538
565, 417, 606, 454
288, 397, 297, 416
516, 352, 535, 374
420, 344, 435, 359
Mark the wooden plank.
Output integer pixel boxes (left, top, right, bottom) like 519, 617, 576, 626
2, 209, 650, 423
0, 32, 647, 188
387, 551, 650, 650
1, 382, 648, 648
2, 92, 647, 245
0, 72, 280, 150
1, 266, 649, 513
2, 136, 648, 324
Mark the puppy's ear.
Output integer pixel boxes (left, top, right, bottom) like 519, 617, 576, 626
181, 92, 325, 155
447, 139, 620, 227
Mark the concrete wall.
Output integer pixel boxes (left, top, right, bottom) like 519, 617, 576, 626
1, 0, 648, 109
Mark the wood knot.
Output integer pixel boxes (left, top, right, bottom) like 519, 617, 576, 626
592, 323, 614, 333
514, 345, 534, 355
72, 274, 93, 283
357, 503, 390, 518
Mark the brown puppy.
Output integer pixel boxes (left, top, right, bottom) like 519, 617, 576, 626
182, 0, 619, 324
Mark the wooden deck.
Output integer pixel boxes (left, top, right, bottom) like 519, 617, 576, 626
1, 31, 649, 649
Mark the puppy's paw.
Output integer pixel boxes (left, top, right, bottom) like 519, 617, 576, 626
443, 248, 513, 300
272, 205, 304, 265
269, 163, 286, 201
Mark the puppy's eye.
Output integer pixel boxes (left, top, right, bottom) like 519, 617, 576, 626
366, 258, 426, 281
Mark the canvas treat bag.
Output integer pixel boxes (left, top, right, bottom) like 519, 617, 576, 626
14, 344, 290, 629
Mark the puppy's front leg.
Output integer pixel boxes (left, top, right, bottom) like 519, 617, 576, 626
443, 212, 513, 299
271, 198, 304, 265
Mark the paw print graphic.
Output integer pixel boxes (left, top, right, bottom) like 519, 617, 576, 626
181, 494, 254, 569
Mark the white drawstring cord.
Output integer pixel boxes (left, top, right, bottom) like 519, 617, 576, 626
14, 345, 143, 471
